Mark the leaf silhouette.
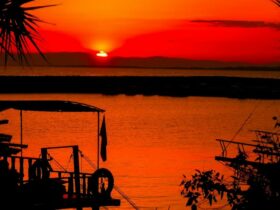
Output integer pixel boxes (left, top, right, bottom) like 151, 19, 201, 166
0, 0, 56, 65
272, 0, 280, 7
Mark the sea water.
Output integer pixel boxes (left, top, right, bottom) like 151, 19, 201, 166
0, 93, 279, 209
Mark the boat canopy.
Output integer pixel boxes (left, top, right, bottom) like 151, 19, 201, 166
0, 100, 105, 112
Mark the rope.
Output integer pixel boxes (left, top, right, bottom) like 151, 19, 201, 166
231, 102, 260, 141
80, 153, 83, 172
79, 150, 140, 210
113, 185, 140, 210
223, 102, 260, 152
47, 153, 68, 172
65, 154, 73, 171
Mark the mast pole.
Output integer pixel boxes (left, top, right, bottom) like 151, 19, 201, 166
19, 109, 24, 186
97, 111, 100, 169
20, 110, 23, 158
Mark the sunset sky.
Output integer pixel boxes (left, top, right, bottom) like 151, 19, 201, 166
31, 0, 280, 64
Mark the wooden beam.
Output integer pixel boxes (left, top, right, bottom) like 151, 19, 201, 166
0, 119, 9, 125
216, 139, 276, 149
73, 145, 82, 210
0, 142, 28, 148
41, 145, 78, 150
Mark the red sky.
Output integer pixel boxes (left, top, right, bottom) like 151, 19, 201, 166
31, 0, 280, 64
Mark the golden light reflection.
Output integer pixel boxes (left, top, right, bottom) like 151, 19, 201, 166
91, 40, 114, 52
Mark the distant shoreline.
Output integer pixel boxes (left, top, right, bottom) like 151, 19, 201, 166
1, 53, 280, 70
1, 65, 280, 71
1, 64, 280, 71
0, 76, 279, 99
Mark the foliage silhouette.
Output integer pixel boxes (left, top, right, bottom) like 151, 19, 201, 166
0, 0, 55, 65
181, 129, 280, 210
272, 0, 280, 7
181, 159, 280, 209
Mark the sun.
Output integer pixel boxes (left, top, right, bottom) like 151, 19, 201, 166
96, 50, 108, 57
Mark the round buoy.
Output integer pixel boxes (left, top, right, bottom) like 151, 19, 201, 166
88, 168, 114, 199
29, 159, 52, 180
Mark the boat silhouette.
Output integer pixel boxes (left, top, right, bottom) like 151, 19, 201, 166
0, 100, 120, 210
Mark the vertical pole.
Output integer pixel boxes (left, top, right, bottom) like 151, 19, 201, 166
28, 159, 32, 181
19, 110, 24, 186
82, 174, 86, 194
97, 112, 100, 170
19, 157, 24, 186
73, 146, 82, 210
41, 148, 48, 161
20, 110, 23, 158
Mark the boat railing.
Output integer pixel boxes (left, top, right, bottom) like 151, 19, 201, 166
5, 155, 96, 197
216, 137, 280, 165
5, 155, 101, 199
6, 155, 46, 186
216, 139, 256, 158
50, 170, 93, 197
0, 101, 121, 209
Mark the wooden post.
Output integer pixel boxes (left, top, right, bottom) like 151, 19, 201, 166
73, 146, 82, 210
20, 110, 23, 158
82, 174, 86, 195
68, 174, 74, 197
19, 157, 24, 186
97, 112, 100, 169
28, 159, 32, 180
41, 148, 48, 162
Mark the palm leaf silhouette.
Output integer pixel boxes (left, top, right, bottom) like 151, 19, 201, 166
272, 0, 280, 7
0, 0, 55, 65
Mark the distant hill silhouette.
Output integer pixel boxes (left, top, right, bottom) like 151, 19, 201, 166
106, 57, 260, 69
1, 52, 279, 69
0, 52, 94, 67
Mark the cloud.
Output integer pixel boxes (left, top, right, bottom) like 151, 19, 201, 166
191, 19, 280, 30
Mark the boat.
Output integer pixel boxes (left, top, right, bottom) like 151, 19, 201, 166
181, 115, 280, 210
215, 128, 280, 185
0, 100, 121, 210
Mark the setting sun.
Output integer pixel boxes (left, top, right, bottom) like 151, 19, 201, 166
32, 0, 280, 63
96, 50, 108, 57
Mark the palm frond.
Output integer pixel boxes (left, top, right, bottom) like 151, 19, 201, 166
272, 0, 280, 7
0, 0, 55, 65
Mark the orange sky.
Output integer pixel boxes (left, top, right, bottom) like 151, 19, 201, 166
31, 0, 280, 63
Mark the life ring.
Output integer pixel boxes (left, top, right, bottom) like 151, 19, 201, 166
88, 168, 114, 199
29, 159, 52, 181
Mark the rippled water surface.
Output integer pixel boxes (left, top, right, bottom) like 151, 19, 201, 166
0, 94, 279, 209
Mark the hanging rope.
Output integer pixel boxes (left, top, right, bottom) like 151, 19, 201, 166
47, 153, 68, 172
231, 102, 260, 141
79, 150, 140, 210
65, 154, 73, 171
80, 153, 83, 172
113, 185, 139, 210
223, 102, 261, 152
